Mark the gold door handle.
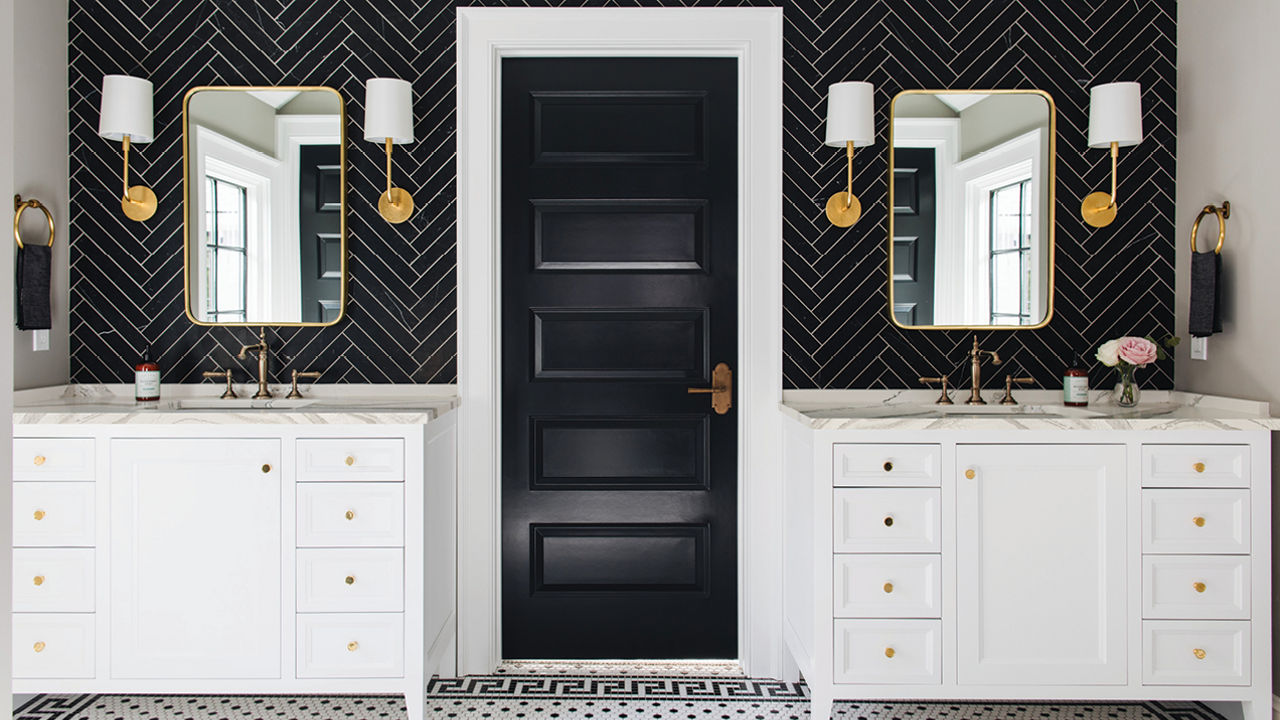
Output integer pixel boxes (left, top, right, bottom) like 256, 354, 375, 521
884, 647, 895, 659
345, 575, 356, 585
1193, 582, 1206, 593
687, 362, 733, 415
1194, 462, 1206, 473
33, 509, 45, 521
347, 641, 359, 652
1193, 648, 1206, 660
883, 582, 894, 594
1193, 516, 1206, 527
33, 455, 46, 466
33, 575, 44, 586
33, 641, 45, 653
345, 510, 356, 521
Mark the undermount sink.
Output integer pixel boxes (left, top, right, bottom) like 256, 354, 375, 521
169, 397, 318, 410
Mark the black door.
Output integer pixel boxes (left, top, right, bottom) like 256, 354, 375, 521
501, 57, 738, 659
892, 147, 936, 326
298, 144, 342, 323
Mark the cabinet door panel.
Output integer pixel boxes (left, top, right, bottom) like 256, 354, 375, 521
957, 444, 1127, 685
110, 439, 281, 679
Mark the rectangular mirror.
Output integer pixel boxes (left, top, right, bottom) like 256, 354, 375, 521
183, 86, 346, 326
889, 89, 1055, 329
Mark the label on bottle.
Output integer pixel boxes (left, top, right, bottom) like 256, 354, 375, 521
1063, 375, 1089, 405
135, 370, 161, 402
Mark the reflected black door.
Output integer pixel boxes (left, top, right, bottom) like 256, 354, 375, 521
298, 144, 342, 323
892, 147, 936, 326
501, 57, 738, 659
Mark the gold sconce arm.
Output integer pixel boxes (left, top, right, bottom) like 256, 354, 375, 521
1081, 141, 1120, 228
119, 133, 157, 222
378, 138, 414, 224
826, 140, 863, 228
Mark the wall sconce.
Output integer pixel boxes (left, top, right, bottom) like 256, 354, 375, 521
98, 75, 156, 222
824, 81, 875, 228
363, 78, 415, 224
1081, 81, 1143, 228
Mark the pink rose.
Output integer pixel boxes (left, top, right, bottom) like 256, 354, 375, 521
1117, 336, 1158, 366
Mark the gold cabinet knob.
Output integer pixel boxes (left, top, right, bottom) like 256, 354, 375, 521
345, 575, 356, 585
32, 641, 45, 653
1194, 462, 1206, 473
883, 582, 894, 594
32, 575, 44, 586
964, 469, 976, 480
882, 516, 894, 527
33, 509, 45, 521
1193, 582, 1207, 593
33, 455, 46, 466
345, 456, 355, 467
1193, 648, 1206, 660
1193, 516, 1206, 527
884, 647, 896, 659
345, 510, 355, 521
883, 461, 894, 472
261, 464, 272, 474
347, 641, 359, 652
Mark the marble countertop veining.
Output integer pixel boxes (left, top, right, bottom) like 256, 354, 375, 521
780, 389, 1280, 431
13, 384, 459, 425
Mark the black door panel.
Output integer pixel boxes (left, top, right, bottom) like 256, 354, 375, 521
892, 147, 937, 326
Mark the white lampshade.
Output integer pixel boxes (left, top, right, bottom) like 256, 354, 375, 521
364, 78, 414, 144
824, 81, 875, 148
1088, 81, 1143, 148
98, 75, 153, 143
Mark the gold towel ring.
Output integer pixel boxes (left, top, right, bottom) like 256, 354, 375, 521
1190, 201, 1230, 255
13, 195, 54, 250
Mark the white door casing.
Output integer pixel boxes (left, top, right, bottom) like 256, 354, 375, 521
456, 7, 784, 675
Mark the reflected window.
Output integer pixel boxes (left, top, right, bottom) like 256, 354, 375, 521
203, 177, 248, 323
989, 179, 1032, 325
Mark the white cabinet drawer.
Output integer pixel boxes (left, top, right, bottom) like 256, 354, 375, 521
834, 555, 940, 618
834, 488, 940, 553
1143, 556, 1249, 620
298, 549, 404, 613
297, 483, 404, 547
296, 439, 404, 482
14, 483, 95, 547
834, 444, 940, 487
297, 613, 404, 678
1143, 489, 1248, 554
1142, 621, 1249, 686
12, 613, 95, 679
834, 619, 941, 685
13, 549, 94, 613
1143, 445, 1249, 488
13, 438, 94, 482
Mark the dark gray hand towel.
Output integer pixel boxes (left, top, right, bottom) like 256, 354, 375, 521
16, 244, 51, 331
1188, 250, 1222, 338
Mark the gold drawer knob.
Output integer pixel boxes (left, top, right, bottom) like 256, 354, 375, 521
32, 575, 44, 586
1193, 516, 1206, 527
1193, 582, 1207, 593
964, 469, 976, 480
882, 516, 894, 528
1193, 648, 1206, 660
345, 575, 356, 585
33, 455, 46, 466
32, 641, 45, 653
347, 641, 359, 652
1194, 462, 1206, 473
345, 510, 356, 521
883, 461, 894, 472
345, 456, 355, 466
883, 582, 894, 594
884, 647, 895, 659
33, 509, 45, 521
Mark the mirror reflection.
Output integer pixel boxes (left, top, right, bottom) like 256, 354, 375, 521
184, 87, 346, 326
889, 90, 1055, 329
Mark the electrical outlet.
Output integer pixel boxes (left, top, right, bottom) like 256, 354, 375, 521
1190, 336, 1208, 361
31, 329, 49, 352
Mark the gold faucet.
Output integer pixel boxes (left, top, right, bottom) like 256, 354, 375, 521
237, 327, 273, 399
965, 336, 1002, 405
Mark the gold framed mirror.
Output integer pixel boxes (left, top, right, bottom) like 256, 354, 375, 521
888, 89, 1055, 330
182, 86, 346, 326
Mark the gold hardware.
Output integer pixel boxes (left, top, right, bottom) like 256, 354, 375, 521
918, 376, 953, 405
883, 582, 894, 594
1193, 516, 1206, 527
13, 195, 54, 250
345, 456, 355, 467
345, 575, 356, 585
1193, 582, 1206, 593
883, 461, 894, 472
1191, 202, 1230, 255
262, 464, 271, 474
1081, 141, 1121, 228
687, 362, 733, 415
202, 368, 238, 399
883, 516, 894, 527
1193, 648, 1206, 660
33, 455, 46, 466
33, 641, 45, 653
287, 369, 323, 399
118, 134, 158, 222
999, 376, 1035, 405
826, 141, 863, 228
237, 328, 273, 399
1193, 462, 1206, 473
965, 336, 1002, 405
33, 509, 45, 521
379, 137, 414, 224
965, 469, 976, 480
345, 510, 355, 521
347, 641, 359, 652
33, 575, 44, 586
884, 647, 895, 659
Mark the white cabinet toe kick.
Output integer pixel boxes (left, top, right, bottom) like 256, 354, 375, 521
781, 429, 1272, 720
11, 417, 458, 720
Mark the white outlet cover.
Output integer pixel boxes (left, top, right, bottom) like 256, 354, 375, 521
1190, 336, 1208, 361
31, 329, 49, 352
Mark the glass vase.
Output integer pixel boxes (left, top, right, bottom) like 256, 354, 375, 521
1112, 364, 1141, 408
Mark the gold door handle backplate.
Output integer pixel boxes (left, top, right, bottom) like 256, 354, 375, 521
687, 362, 733, 415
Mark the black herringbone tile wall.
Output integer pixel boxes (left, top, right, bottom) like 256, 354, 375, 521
68, 0, 1176, 388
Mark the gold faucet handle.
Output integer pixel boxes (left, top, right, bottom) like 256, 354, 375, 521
918, 376, 954, 405
202, 369, 237, 399
998, 376, 1036, 405
287, 370, 323, 399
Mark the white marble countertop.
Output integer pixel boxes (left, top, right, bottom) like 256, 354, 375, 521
13, 384, 459, 425
781, 389, 1280, 431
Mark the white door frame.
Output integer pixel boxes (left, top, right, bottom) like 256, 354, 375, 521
456, 7, 784, 678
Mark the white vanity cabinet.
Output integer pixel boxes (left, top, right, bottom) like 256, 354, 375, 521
11, 408, 457, 720
782, 422, 1272, 720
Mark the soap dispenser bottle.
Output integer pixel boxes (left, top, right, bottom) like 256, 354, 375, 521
1063, 353, 1089, 407
134, 346, 160, 403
